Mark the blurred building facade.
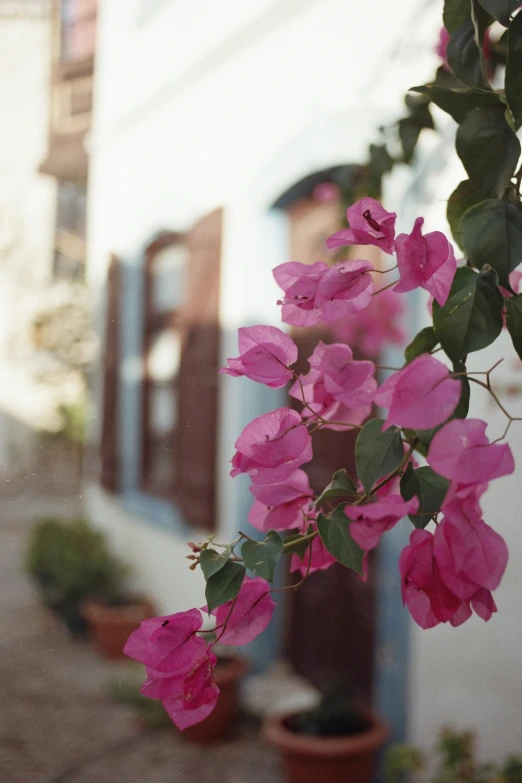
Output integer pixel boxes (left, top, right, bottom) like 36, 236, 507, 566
82, 0, 522, 759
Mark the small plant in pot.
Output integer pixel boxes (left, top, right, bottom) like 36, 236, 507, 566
385, 728, 522, 783
263, 681, 389, 783
82, 590, 155, 661
25, 518, 125, 636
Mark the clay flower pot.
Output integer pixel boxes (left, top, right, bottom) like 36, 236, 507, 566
263, 708, 389, 783
181, 656, 248, 743
82, 598, 154, 660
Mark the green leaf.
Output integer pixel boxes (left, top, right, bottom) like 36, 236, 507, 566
317, 507, 365, 576
433, 266, 504, 362
447, 17, 488, 88
283, 532, 312, 561
506, 9, 522, 129
355, 418, 404, 495
241, 531, 283, 582
369, 144, 394, 178
460, 198, 522, 289
505, 295, 522, 359
411, 85, 502, 124
453, 361, 471, 419
398, 117, 423, 164
400, 464, 451, 529
477, 0, 521, 25
205, 560, 245, 613
447, 179, 483, 250
456, 106, 521, 199
404, 327, 439, 363
313, 470, 358, 508
444, 0, 472, 33
199, 548, 231, 581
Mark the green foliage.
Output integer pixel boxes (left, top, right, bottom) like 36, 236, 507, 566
477, 0, 521, 25
199, 548, 231, 581
404, 327, 439, 363
386, 728, 522, 783
205, 560, 245, 612
283, 530, 313, 561
355, 418, 404, 494
25, 518, 127, 605
317, 506, 365, 575
313, 469, 358, 507
453, 360, 471, 419
505, 295, 522, 360
400, 464, 451, 528
433, 267, 504, 362
411, 85, 503, 124
447, 179, 484, 250
444, 0, 473, 33
241, 531, 283, 582
456, 106, 521, 199
447, 18, 489, 88
506, 9, 522, 129
460, 199, 522, 289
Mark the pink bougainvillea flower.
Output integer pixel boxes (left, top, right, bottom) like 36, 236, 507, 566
332, 286, 406, 358
427, 419, 515, 487
124, 609, 220, 730
374, 354, 461, 430
231, 407, 313, 485
308, 341, 377, 407
314, 259, 375, 321
290, 367, 371, 431
346, 495, 419, 551
471, 587, 497, 622
393, 217, 456, 306
273, 261, 328, 326
219, 325, 298, 388
436, 26, 450, 68
211, 576, 276, 646
326, 197, 397, 254
433, 509, 508, 601
248, 470, 313, 532
290, 528, 337, 577
399, 529, 462, 629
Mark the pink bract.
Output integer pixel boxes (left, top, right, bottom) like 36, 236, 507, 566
309, 341, 377, 407
374, 354, 461, 430
290, 530, 337, 576
315, 259, 375, 321
211, 576, 276, 645
346, 495, 419, 551
400, 529, 462, 629
394, 217, 456, 306
273, 261, 328, 326
219, 325, 298, 388
231, 407, 313, 485
332, 286, 406, 358
436, 26, 450, 68
427, 418, 515, 486
326, 197, 397, 254
248, 470, 313, 532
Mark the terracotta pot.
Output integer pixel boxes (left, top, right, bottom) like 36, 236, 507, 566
263, 708, 389, 783
181, 656, 248, 743
82, 598, 154, 659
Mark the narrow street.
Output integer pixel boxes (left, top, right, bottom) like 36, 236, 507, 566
0, 498, 281, 783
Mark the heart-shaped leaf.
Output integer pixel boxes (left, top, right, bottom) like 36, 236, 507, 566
241, 531, 284, 582
404, 326, 439, 364
199, 548, 231, 581
447, 179, 483, 250
313, 470, 358, 508
400, 464, 451, 528
317, 507, 365, 575
460, 198, 522, 289
355, 418, 404, 495
205, 561, 245, 613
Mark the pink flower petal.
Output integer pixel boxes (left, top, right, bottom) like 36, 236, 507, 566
327, 197, 397, 254
211, 576, 276, 645
394, 217, 456, 306
346, 495, 419, 551
220, 325, 297, 388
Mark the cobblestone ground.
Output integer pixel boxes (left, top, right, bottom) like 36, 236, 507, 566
0, 502, 282, 783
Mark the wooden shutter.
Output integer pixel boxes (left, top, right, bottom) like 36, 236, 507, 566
100, 254, 120, 492
174, 209, 222, 529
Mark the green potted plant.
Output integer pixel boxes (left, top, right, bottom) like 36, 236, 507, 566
263, 681, 389, 783
385, 728, 522, 783
25, 518, 152, 652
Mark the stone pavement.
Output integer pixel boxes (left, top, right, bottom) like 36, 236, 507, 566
0, 503, 282, 783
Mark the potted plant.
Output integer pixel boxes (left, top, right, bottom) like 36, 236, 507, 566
385, 728, 522, 783
263, 682, 389, 783
82, 593, 155, 660
181, 650, 248, 743
25, 518, 125, 636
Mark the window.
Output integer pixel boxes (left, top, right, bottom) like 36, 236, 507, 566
60, 0, 97, 63
141, 234, 187, 498
53, 180, 87, 281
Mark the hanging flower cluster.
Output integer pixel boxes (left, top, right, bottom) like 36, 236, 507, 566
125, 184, 520, 729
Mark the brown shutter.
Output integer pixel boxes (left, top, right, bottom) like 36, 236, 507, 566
174, 209, 222, 529
100, 254, 120, 492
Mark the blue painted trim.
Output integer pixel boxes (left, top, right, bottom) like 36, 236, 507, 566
121, 491, 195, 537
